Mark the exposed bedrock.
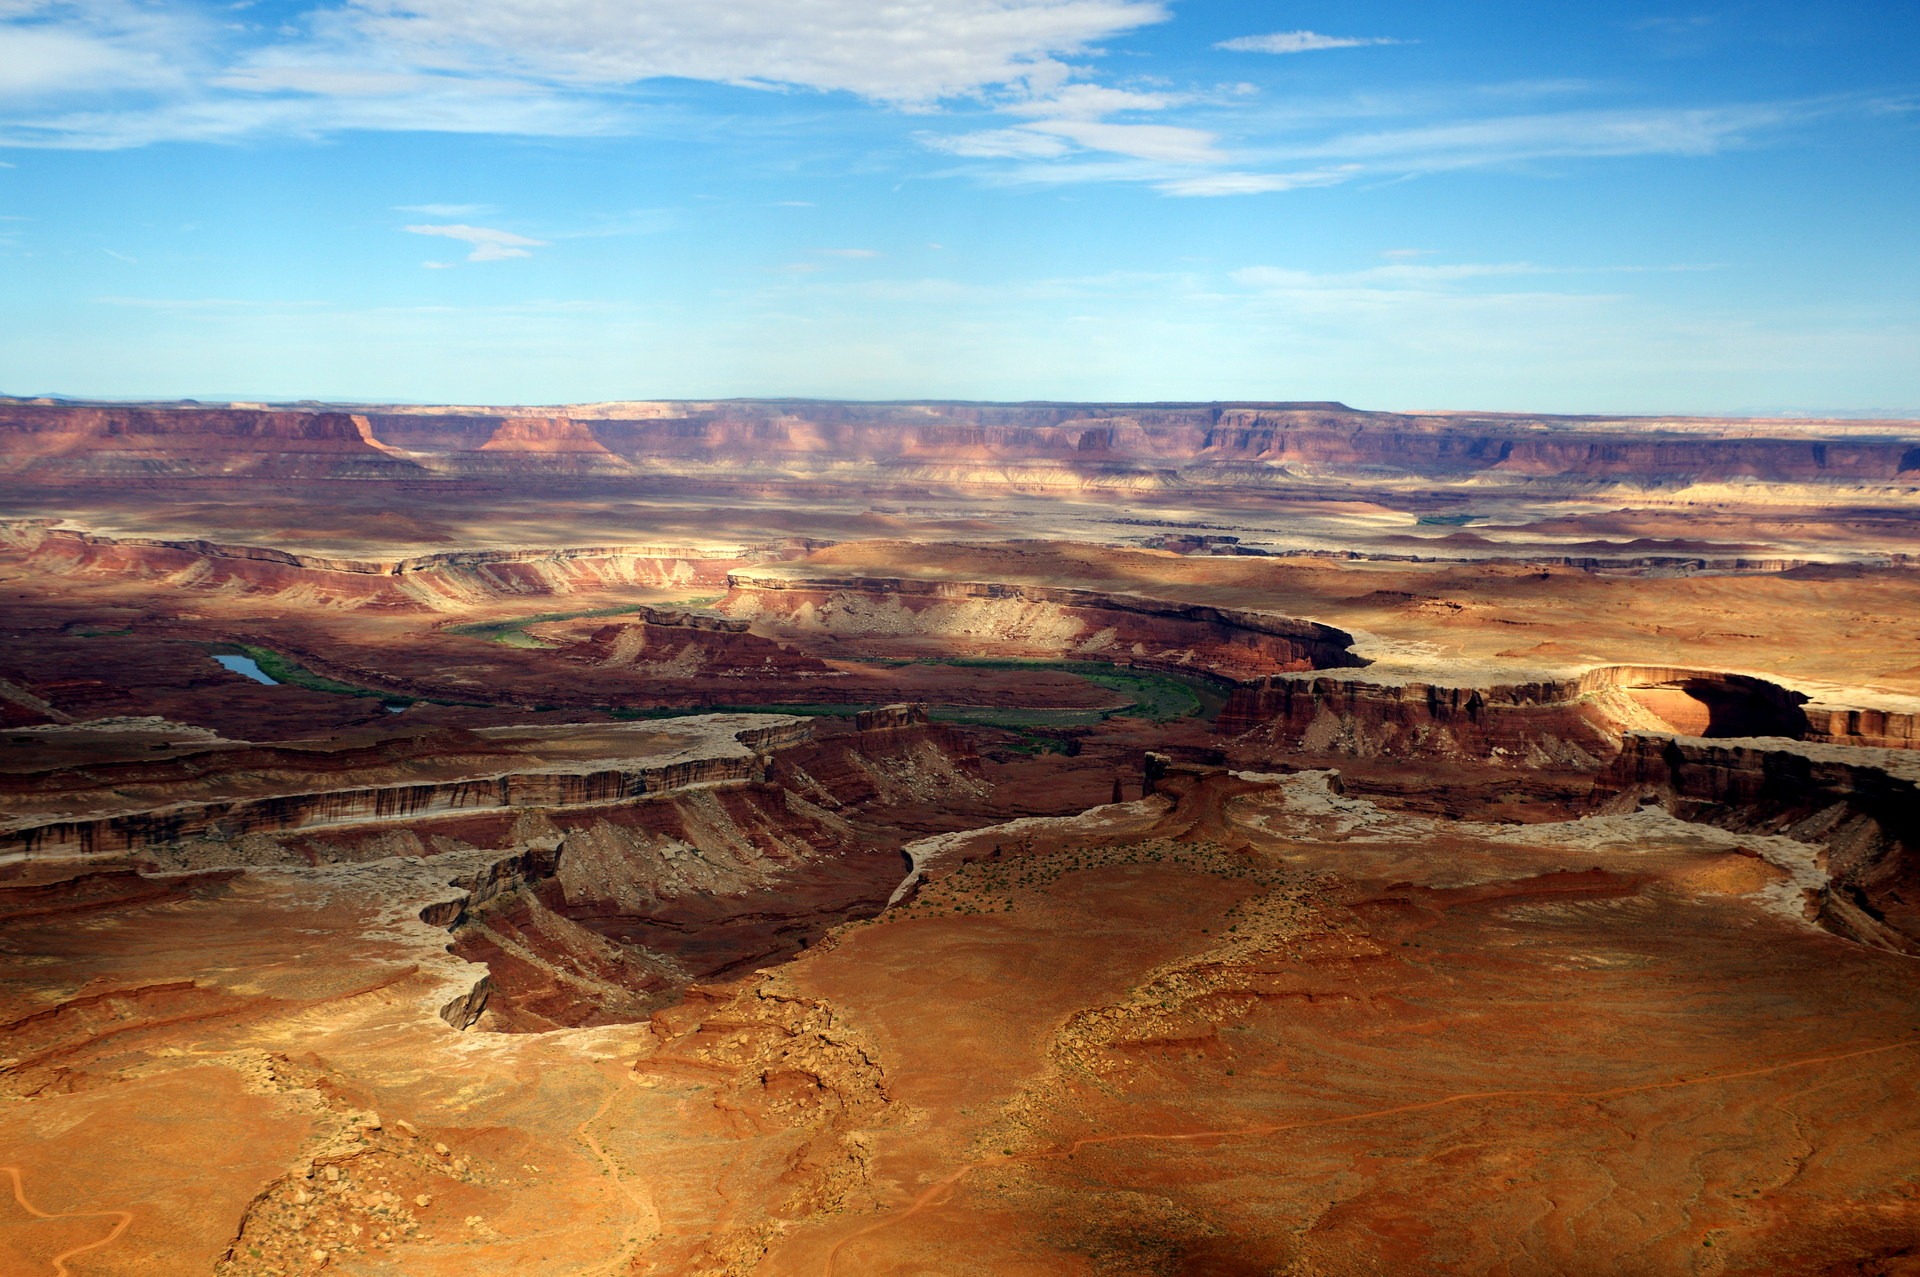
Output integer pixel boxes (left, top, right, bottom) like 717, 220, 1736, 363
722, 571, 1362, 675
461, 415, 630, 475
0, 521, 810, 609
546, 609, 832, 678
0, 405, 423, 479
8, 401, 1920, 487
1596, 733, 1920, 952
446, 708, 988, 1030
1218, 675, 1623, 769
0, 717, 813, 861
1215, 664, 1891, 768
1804, 705, 1920, 750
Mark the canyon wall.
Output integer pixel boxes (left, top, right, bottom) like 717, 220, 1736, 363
1595, 734, 1920, 951
721, 571, 1362, 675
443, 706, 988, 1029
1217, 665, 1889, 767
0, 718, 813, 861
1217, 674, 1627, 768
0, 521, 801, 609
548, 609, 832, 679
0, 405, 424, 479
6, 401, 1918, 488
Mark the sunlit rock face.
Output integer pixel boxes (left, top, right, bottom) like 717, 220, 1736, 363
8, 399, 1920, 490
3, 398, 1920, 1276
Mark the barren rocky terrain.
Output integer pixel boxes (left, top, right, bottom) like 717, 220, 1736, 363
2, 399, 1918, 1275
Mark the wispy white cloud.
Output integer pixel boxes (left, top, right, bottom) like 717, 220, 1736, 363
1023, 118, 1220, 163
915, 55, 1834, 196
1294, 104, 1793, 169
1156, 166, 1356, 196
1003, 82, 1176, 119
0, 2, 202, 100
0, 0, 1870, 227
1217, 31, 1406, 55
1, 85, 632, 148
0, 0, 1171, 147
397, 202, 496, 216
922, 127, 1074, 159
316, 0, 1169, 105
923, 85, 1218, 166
403, 222, 546, 261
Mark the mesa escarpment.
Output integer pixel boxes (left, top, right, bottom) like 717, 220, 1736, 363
0, 518, 803, 610
533, 607, 833, 680
7, 405, 1920, 1276
450, 706, 990, 1030
1212, 662, 1920, 775
1597, 733, 1920, 952
0, 716, 812, 861
721, 570, 1362, 675
7, 400, 1920, 492
456, 416, 633, 476
0, 404, 424, 479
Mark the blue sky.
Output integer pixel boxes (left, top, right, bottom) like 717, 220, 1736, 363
1, 0, 1916, 411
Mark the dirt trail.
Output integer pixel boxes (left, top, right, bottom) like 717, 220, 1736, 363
820, 1038, 1920, 1275
2, 1165, 134, 1277
572, 1063, 662, 1277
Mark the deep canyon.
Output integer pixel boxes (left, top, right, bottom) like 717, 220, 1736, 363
2, 398, 1919, 1276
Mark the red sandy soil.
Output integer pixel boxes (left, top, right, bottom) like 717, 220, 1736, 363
3, 412, 1919, 1276
8, 767, 1915, 1275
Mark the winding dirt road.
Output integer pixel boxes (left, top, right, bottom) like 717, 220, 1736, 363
2, 1165, 133, 1277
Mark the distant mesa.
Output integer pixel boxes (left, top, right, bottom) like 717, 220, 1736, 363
0, 403, 424, 480
478, 416, 617, 456
445, 414, 633, 475
1, 399, 1918, 490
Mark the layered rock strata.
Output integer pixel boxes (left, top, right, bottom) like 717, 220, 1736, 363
1596, 733, 1920, 950
548, 609, 832, 678
10, 400, 1918, 489
1218, 664, 1909, 766
3, 403, 1920, 487
0, 715, 811, 861
722, 571, 1361, 674
0, 520, 806, 608
0, 405, 422, 479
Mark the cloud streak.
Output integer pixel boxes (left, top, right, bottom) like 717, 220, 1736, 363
0, 0, 1171, 147
404, 222, 547, 261
1217, 31, 1406, 55
921, 96, 1827, 196
1156, 166, 1357, 197
1291, 104, 1795, 169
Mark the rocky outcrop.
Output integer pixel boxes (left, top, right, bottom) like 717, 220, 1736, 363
453, 416, 632, 475
853, 703, 928, 732
1217, 665, 1858, 767
1218, 675, 1623, 768
1, 716, 814, 861
0, 521, 812, 610
441, 710, 989, 1029
0, 405, 424, 480
1595, 733, 1920, 951
9, 401, 1916, 490
722, 572, 1361, 675
478, 416, 616, 454
551, 609, 832, 678
1803, 705, 1920, 750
